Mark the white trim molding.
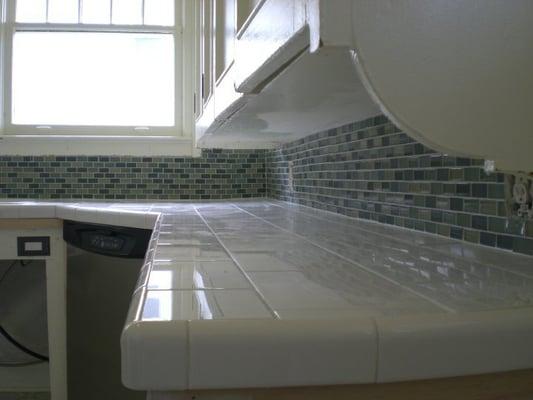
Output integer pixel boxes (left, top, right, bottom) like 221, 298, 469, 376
0, 135, 196, 156
0, 0, 199, 157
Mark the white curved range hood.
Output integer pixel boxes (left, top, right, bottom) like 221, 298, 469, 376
195, 0, 533, 173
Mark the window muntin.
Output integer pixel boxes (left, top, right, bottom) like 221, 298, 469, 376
7, 0, 179, 134
15, 0, 175, 26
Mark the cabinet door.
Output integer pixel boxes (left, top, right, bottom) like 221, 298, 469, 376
200, 0, 214, 107
215, 0, 237, 82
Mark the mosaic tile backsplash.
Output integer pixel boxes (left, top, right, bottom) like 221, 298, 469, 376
266, 115, 533, 256
1, 115, 532, 256
0, 149, 266, 200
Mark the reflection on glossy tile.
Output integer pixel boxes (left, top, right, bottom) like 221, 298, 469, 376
249, 271, 358, 310
148, 260, 251, 290
141, 289, 273, 321
216, 234, 303, 252
234, 201, 533, 313
126, 289, 145, 323
232, 252, 302, 272
153, 243, 229, 261
249, 270, 440, 317
274, 308, 365, 320
157, 230, 216, 246
2, 200, 533, 324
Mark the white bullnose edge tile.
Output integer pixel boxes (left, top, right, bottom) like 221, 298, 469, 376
98, 209, 124, 227
144, 212, 160, 229
375, 307, 533, 383
69, 207, 160, 230
125, 289, 146, 324
142, 289, 273, 321
17, 204, 57, 219
116, 210, 158, 229
134, 261, 152, 292
0, 204, 22, 218
121, 320, 188, 391
55, 204, 78, 221
188, 318, 377, 390
148, 260, 251, 290
73, 206, 102, 225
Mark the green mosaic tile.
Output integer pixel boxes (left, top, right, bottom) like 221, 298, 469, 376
437, 223, 451, 237
464, 229, 480, 244
479, 200, 499, 216
267, 115, 533, 257
488, 217, 506, 234
457, 213, 471, 227
449, 168, 464, 181
464, 199, 479, 213
419, 209, 432, 221
1, 150, 267, 200
464, 167, 480, 181
425, 222, 437, 234
413, 195, 425, 207
513, 237, 533, 256
488, 184, 505, 199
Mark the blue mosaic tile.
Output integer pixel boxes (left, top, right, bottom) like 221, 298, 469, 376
267, 115, 533, 256
0, 149, 267, 200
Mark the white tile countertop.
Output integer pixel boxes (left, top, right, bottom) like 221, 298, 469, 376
1, 200, 533, 390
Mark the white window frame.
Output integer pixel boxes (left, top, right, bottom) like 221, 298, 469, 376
0, 0, 199, 156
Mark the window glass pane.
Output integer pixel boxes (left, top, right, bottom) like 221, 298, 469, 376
12, 32, 175, 127
144, 0, 174, 26
81, 0, 111, 24
112, 0, 143, 25
16, 0, 47, 23
48, 0, 79, 23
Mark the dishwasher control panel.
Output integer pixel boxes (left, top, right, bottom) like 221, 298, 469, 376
85, 233, 125, 252
63, 221, 152, 258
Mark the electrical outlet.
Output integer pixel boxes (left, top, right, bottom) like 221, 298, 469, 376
287, 161, 295, 192
505, 173, 533, 219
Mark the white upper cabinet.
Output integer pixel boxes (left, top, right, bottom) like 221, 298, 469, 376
194, 0, 533, 173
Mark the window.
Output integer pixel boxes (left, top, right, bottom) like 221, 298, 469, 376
3, 0, 184, 136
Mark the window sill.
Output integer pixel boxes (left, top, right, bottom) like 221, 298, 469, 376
0, 135, 200, 157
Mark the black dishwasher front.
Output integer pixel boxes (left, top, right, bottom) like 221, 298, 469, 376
63, 220, 151, 400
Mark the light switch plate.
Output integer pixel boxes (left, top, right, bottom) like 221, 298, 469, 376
17, 236, 50, 256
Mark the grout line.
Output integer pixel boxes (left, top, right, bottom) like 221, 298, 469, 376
275, 183, 503, 204
272, 194, 501, 227
270, 191, 518, 234
276, 121, 394, 149
271, 146, 434, 166
268, 152, 482, 171
284, 176, 502, 187
277, 130, 409, 157
233, 204, 457, 314
273, 165, 487, 174
193, 205, 279, 319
